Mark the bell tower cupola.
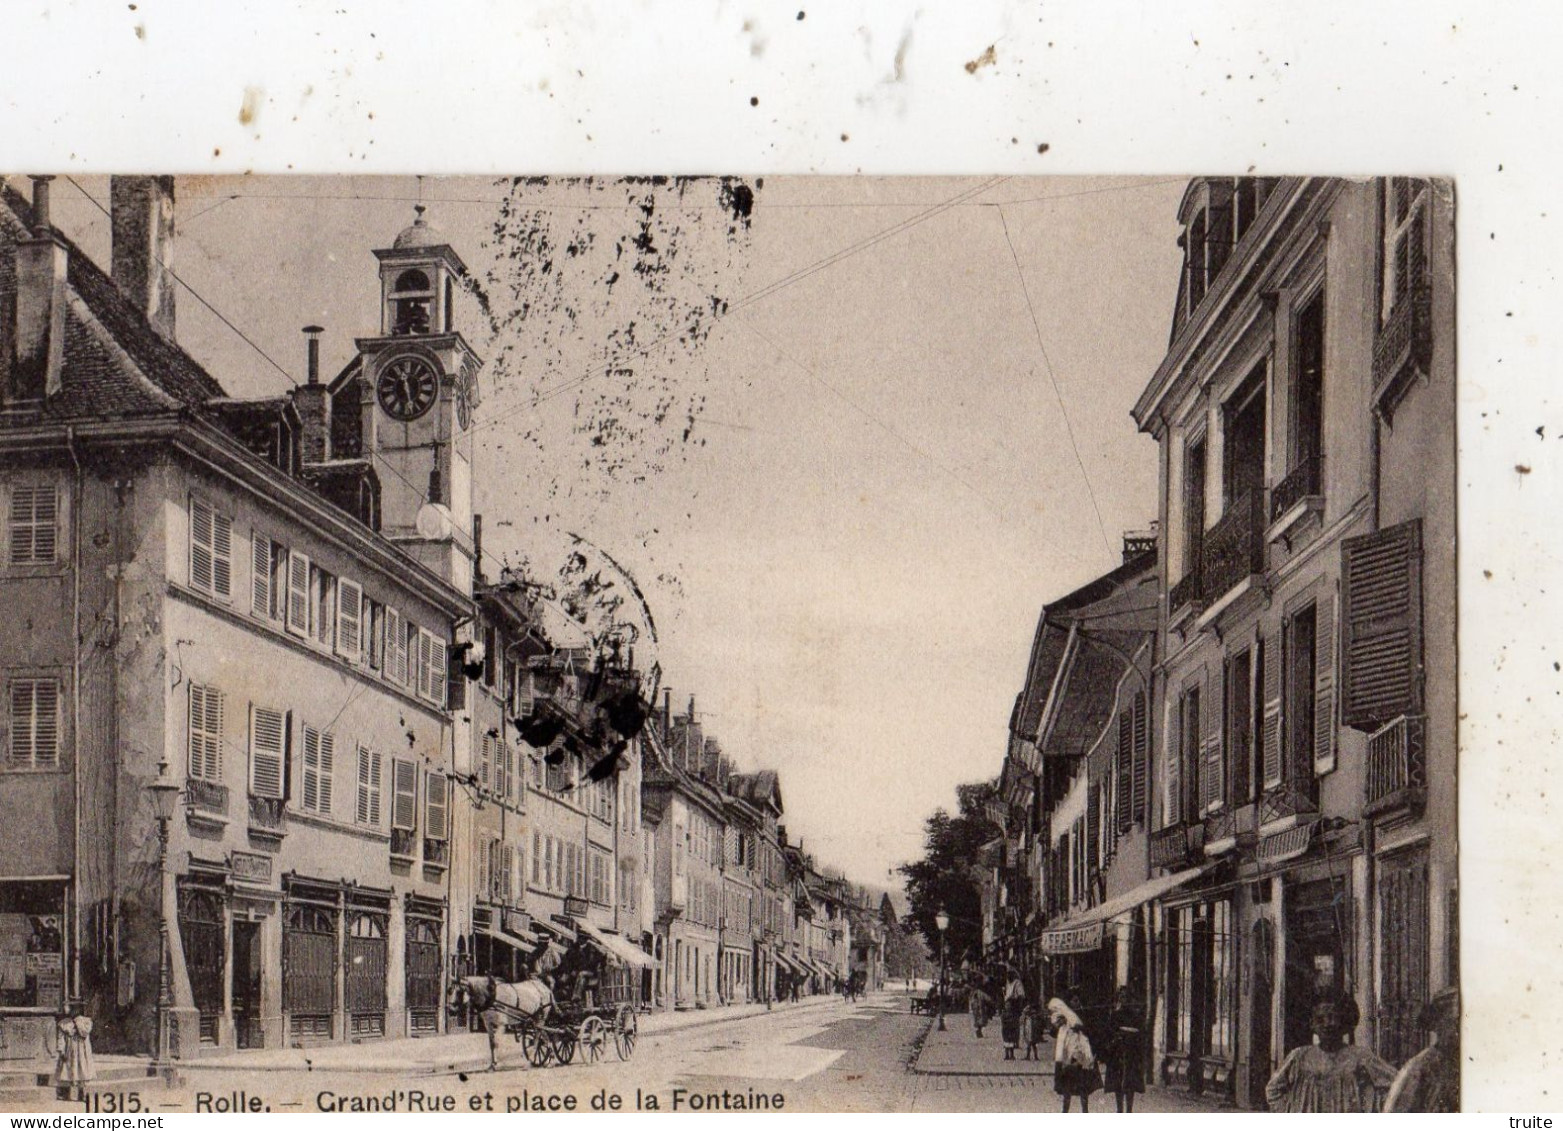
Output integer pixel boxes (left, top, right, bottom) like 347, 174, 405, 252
356, 204, 483, 593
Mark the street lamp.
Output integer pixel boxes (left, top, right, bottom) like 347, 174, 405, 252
146, 757, 182, 1077
934, 908, 949, 1032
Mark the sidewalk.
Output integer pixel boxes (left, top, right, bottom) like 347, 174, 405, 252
912, 1008, 1051, 1077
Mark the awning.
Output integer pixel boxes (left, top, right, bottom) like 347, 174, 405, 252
774, 951, 806, 976
1038, 863, 1216, 955
537, 917, 577, 943
479, 922, 539, 953
575, 921, 657, 970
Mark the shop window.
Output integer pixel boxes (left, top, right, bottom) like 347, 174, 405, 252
0, 881, 65, 1009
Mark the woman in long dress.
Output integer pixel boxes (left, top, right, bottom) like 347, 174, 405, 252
1049, 997, 1101, 1112
968, 979, 994, 1039
1265, 996, 1399, 1112
54, 1010, 94, 1102
999, 968, 1026, 1060
1103, 986, 1147, 1112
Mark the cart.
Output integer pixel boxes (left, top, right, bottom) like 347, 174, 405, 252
514, 934, 641, 1067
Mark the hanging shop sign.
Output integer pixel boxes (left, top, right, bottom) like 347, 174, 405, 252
1038, 920, 1105, 955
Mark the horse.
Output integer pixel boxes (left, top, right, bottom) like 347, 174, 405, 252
449, 975, 556, 1071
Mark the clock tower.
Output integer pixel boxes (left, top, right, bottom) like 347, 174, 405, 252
357, 205, 482, 592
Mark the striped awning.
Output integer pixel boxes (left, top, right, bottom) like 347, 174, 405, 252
575, 921, 657, 970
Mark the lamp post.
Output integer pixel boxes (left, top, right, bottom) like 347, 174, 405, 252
934, 908, 949, 1032
146, 757, 181, 1076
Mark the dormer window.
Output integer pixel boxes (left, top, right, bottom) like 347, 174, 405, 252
391, 268, 434, 336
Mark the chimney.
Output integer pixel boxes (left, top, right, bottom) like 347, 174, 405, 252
290, 326, 331, 464
109, 176, 176, 340
9, 177, 69, 405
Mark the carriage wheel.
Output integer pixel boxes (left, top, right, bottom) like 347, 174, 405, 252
552, 1028, 578, 1065
578, 1015, 607, 1064
523, 1024, 552, 1067
614, 1005, 638, 1060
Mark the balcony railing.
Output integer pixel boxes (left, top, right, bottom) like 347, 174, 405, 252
1364, 715, 1427, 818
1169, 570, 1204, 616
1150, 822, 1205, 870
391, 827, 417, 859
1373, 282, 1434, 392
422, 837, 449, 867
187, 779, 229, 815
1201, 490, 1265, 603
247, 794, 286, 832
1271, 455, 1322, 522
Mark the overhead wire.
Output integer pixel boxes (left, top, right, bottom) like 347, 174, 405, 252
995, 204, 1115, 558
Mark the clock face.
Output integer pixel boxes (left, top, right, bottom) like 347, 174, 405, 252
456, 384, 472, 430
376, 356, 440, 421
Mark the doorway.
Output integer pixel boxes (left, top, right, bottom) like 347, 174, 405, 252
1283, 876, 1350, 1054
232, 920, 262, 1049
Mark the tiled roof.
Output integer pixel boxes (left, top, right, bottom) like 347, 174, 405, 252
1, 183, 230, 418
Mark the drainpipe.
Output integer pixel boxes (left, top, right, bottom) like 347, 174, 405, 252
66, 427, 84, 1006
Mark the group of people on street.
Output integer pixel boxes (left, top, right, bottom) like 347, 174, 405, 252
946, 966, 1458, 1114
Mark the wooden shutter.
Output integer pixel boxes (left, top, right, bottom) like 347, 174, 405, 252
317, 730, 335, 812
1115, 710, 1133, 835
251, 533, 273, 618
356, 745, 382, 825
1262, 631, 1284, 789
1131, 690, 1148, 825
478, 732, 493, 790
1341, 519, 1422, 732
302, 726, 321, 812
190, 497, 215, 593
429, 636, 448, 707
9, 679, 60, 768
212, 510, 233, 597
249, 705, 286, 799
1165, 700, 1183, 827
426, 771, 448, 839
336, 579, 363, 661
392, 759, 417, 830
1315, 590, 1338, 773
9, 484, 58, 565
286, 550, 311, 635
188, 683, 223, 781
384, 608, 404, 684
1201, 670, 1223, 814
1087, 782, 1101, 880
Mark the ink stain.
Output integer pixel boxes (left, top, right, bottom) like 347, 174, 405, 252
238, 86, 264, 127
964, 44, 996, 74
1517, 464, 1533, 475
1037, 143, 1051, 155
750, 96, 760, 107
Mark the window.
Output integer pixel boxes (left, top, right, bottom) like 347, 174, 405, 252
1291, 292, 1325, 476
543, 837, 555, 892
355, 746, 383, 826
8, 483, 59, 566
1187, 209, 1208, 312
1341, 520, 1422, 732
504, 744, 518, 804
301, 725, 335, 815
311, 566, 337, 649
365, 600, 386, 671
336, 579, 363, 661
1182, 435, 1206, 584
478, 732, 494, 791
482, 625, 497, 689
424, 770, 448, 840
1382, 178, 1430, 321
248, 705, 287, 799
187, 683, 224, 782
412, 627, 448, 707
250, 532, 287, 621
531, 831, 541, 885
391, 759, 418, 831
1221, 366, 1267, 513
189, 496, 233, 599
8, 677, 60, 769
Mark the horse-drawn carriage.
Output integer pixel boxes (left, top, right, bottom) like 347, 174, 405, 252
451, 922, 653, 1070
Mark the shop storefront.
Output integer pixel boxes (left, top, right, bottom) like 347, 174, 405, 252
0, 878, 68, 1058
1160, 893, 1237, 1097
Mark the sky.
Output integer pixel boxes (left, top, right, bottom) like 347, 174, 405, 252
30, 173, 1186, 892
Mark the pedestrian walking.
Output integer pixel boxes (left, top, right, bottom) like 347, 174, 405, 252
1384, 987, 1460, 1113
1021, 1002, 1043, 1060
53, 1007, 95, 1103
1000, 967, 1026, 1060
1049, 997, 1100, 1112
969, 981, 994, 1039
1265, 995, 1398, 1112
1102, 986, 1147, 1112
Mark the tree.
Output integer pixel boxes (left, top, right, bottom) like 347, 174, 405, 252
898, 780, 1002, 968
881, 917, 933, 982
